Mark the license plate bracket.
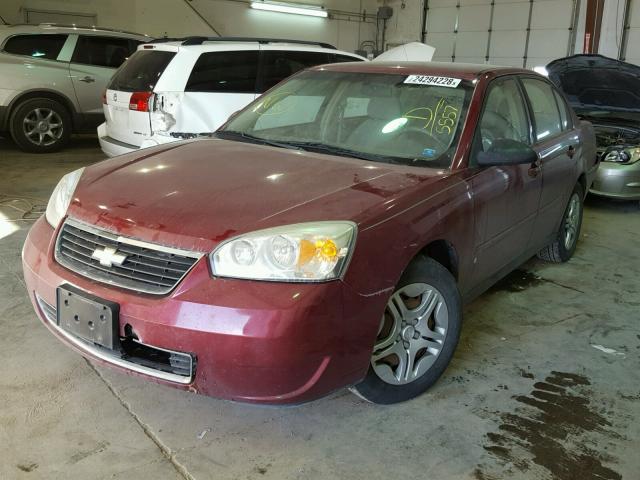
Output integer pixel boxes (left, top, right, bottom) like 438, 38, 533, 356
56, 284, 120, 350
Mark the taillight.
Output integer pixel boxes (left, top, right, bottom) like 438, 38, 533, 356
101, 89, 107, 105
129, 92, 153, 112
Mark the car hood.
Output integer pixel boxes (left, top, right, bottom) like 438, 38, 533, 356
546, 54, 640, 119
68, 139, 447, 252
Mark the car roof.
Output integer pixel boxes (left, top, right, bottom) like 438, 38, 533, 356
0, 23, 150, 40
314, 61, 530, 81
142, 40, 364, 58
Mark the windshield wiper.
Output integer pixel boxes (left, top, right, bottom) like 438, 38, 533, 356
215, 134, 417, 165
282, 141, 406, 163
214, 131, 302, 150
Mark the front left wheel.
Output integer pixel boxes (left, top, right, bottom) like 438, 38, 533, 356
9, 98, 71, 153
350, 256, 462, 404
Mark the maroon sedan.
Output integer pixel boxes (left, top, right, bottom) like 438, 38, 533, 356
23, 62, 598, 405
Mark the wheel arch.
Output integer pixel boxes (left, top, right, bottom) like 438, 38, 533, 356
5, 89, 78, 131
419, 239, 459, 281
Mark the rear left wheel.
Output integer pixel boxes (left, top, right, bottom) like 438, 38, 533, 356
537, 183, 584, 263
350, 256, 462, 404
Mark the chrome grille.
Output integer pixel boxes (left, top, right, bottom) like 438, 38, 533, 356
55, 218, 202, 295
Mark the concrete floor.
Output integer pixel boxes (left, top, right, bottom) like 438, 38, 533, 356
1, 136, 638, 480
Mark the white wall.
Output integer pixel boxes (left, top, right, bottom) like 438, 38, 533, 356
190, 0, 378, 52
0, 0, 378, 52
379, 0, 424, 47
597, 0, 640, 65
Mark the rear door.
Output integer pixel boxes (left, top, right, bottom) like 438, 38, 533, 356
468, 76, 542, 283
69, 35, 141, 126
103, 48, 176, 146
519, 76, 578, 246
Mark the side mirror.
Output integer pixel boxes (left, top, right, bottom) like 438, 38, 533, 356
477, 139, 538, 167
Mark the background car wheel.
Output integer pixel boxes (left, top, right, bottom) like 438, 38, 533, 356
537, 183, 584, 263
10, 98, 71, 153
350, 256, 462, 404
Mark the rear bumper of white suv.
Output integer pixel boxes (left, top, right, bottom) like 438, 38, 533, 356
98, 123, 139, 157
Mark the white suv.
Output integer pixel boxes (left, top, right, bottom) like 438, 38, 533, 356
98, 37, 365, 157
0, 24, 148, 152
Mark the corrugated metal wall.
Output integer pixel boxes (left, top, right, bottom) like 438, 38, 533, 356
423, 0, 580, 68
622, 0, 640, 64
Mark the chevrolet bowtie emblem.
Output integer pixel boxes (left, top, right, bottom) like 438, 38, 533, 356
92, 246, 127, 267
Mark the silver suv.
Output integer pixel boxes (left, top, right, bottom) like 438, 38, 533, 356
0, 24, 149, 152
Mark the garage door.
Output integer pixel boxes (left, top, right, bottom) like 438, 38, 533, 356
622, 0, 640, 65
424, 0, 579, 68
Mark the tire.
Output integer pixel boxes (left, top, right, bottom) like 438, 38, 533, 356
537, 183, 584, 263
350, 256, 462, 404
9, 98, 72, 153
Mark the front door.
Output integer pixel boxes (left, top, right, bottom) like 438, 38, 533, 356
468, 77, 542, 284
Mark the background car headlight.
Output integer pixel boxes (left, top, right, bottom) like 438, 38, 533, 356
45, 168, 85, 228
603, 147, 640, 164
211, 222, 356, 282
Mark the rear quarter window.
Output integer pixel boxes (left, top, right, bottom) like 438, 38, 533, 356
185, 50, 259, 93
72, 35, 140, 69
3, 34, 67, 60
108, 50, 176, 92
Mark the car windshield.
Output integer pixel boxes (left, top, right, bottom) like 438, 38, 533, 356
220, 70, 473, 168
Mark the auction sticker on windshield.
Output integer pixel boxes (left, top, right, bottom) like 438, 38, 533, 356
404, 75, 461, 88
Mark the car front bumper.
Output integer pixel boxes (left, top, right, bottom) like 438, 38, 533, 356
590, 160, 640, 200
23, 217, 383, 404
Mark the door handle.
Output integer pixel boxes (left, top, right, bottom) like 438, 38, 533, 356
528, 158, 542, 178
567, 145, 576, 158
79, 76, 95, 83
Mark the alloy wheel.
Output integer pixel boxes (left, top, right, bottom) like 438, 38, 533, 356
563, 193, 581, 250
22, 108, 64, 147
371, 283, 449, 385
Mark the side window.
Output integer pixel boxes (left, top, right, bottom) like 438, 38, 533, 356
185, 51, 259, 93
552, 89, 572, 130
521, 78, 563, 141
71, 36, 136, 69
3, 34, 67, 60
476, 78, 531, 157
260, 51, 331, 92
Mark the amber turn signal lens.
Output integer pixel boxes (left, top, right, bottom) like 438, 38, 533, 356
298, 239, 316, 266
316, 239, 338, 261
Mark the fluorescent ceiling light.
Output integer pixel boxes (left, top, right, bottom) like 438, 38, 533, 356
250, 1, 328, 18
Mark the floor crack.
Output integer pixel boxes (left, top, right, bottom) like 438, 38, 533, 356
539, 277, 585, 294
85, 359, 196, 480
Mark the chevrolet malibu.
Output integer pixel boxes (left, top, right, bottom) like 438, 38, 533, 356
23, 62, 598, 405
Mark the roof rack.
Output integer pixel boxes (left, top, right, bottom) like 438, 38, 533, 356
150, 36, 336, 50
35, 22, 149, 37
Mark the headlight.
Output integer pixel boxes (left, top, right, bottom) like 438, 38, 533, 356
211, 222, 356, 282
45, 168, 85, 228
603, 147, 640, 164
